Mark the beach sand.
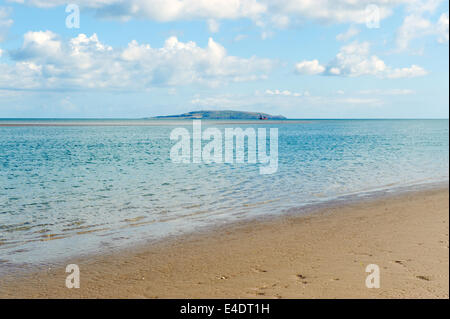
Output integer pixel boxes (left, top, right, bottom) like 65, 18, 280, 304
0, 187, 448, 299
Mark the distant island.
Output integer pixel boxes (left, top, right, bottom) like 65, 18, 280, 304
151, 110, 287, 120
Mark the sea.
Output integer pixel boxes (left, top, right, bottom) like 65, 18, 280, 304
0, 119, 448, 274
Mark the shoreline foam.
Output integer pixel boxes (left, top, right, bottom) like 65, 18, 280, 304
0, 179, 447, 277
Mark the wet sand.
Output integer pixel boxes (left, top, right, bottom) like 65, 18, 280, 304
0, 187, 448, 298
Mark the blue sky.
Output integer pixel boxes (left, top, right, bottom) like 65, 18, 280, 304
0, 0, 448, 118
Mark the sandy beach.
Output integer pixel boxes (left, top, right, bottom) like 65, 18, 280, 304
0, 186, 448, 299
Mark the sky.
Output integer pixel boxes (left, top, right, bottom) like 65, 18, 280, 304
0, 0, 448, 119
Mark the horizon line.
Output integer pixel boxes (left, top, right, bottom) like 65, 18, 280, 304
0, 117, 448, 120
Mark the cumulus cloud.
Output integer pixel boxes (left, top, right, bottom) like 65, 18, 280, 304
0, 31, 274, 90
9, 0, 266, 21
294, 59, 325, 75
295, 41, 428, 78
13, 0, 449, 47
11, 30, 66, 61
9, 0, 422, 26
325, 41, 388, 77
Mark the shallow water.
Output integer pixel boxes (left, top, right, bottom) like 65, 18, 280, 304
0, 119, 448, 272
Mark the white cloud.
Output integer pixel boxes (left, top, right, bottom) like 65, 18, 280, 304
10, 0, 267, 21
265, 89, 302, 97
437, 13, 449, 43
190, 91, 384, 116
396, 0, 449, 51
396, 14, 434, 50
270, 14, 290, 28
0, 6, 13, 42
326, 41, 388, 77
12, 0, 447, 51
13, 30, 65, 60
295, 41, 428, 79
207, 19, 220, 33
1, 31, 274, 90
9, 0, 421, 26
294, 59, 325, 75
387, 64, 428, 78
0, 7, 13, 26
336, 26, 360, 42
263, 0, 402, 25
405, 0, 443, 14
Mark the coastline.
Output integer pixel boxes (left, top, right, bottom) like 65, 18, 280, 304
0, 120, 312, 127
0, 184, 448, 298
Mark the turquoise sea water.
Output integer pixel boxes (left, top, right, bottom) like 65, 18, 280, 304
0, 119, 448, 272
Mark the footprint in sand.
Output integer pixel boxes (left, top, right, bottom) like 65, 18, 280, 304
248, 286, 267, 296
416, 275, 431, 281
251, 267, 268, 273
296, 274, 308, 284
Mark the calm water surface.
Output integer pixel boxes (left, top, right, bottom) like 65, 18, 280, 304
0, 119, 448, 272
